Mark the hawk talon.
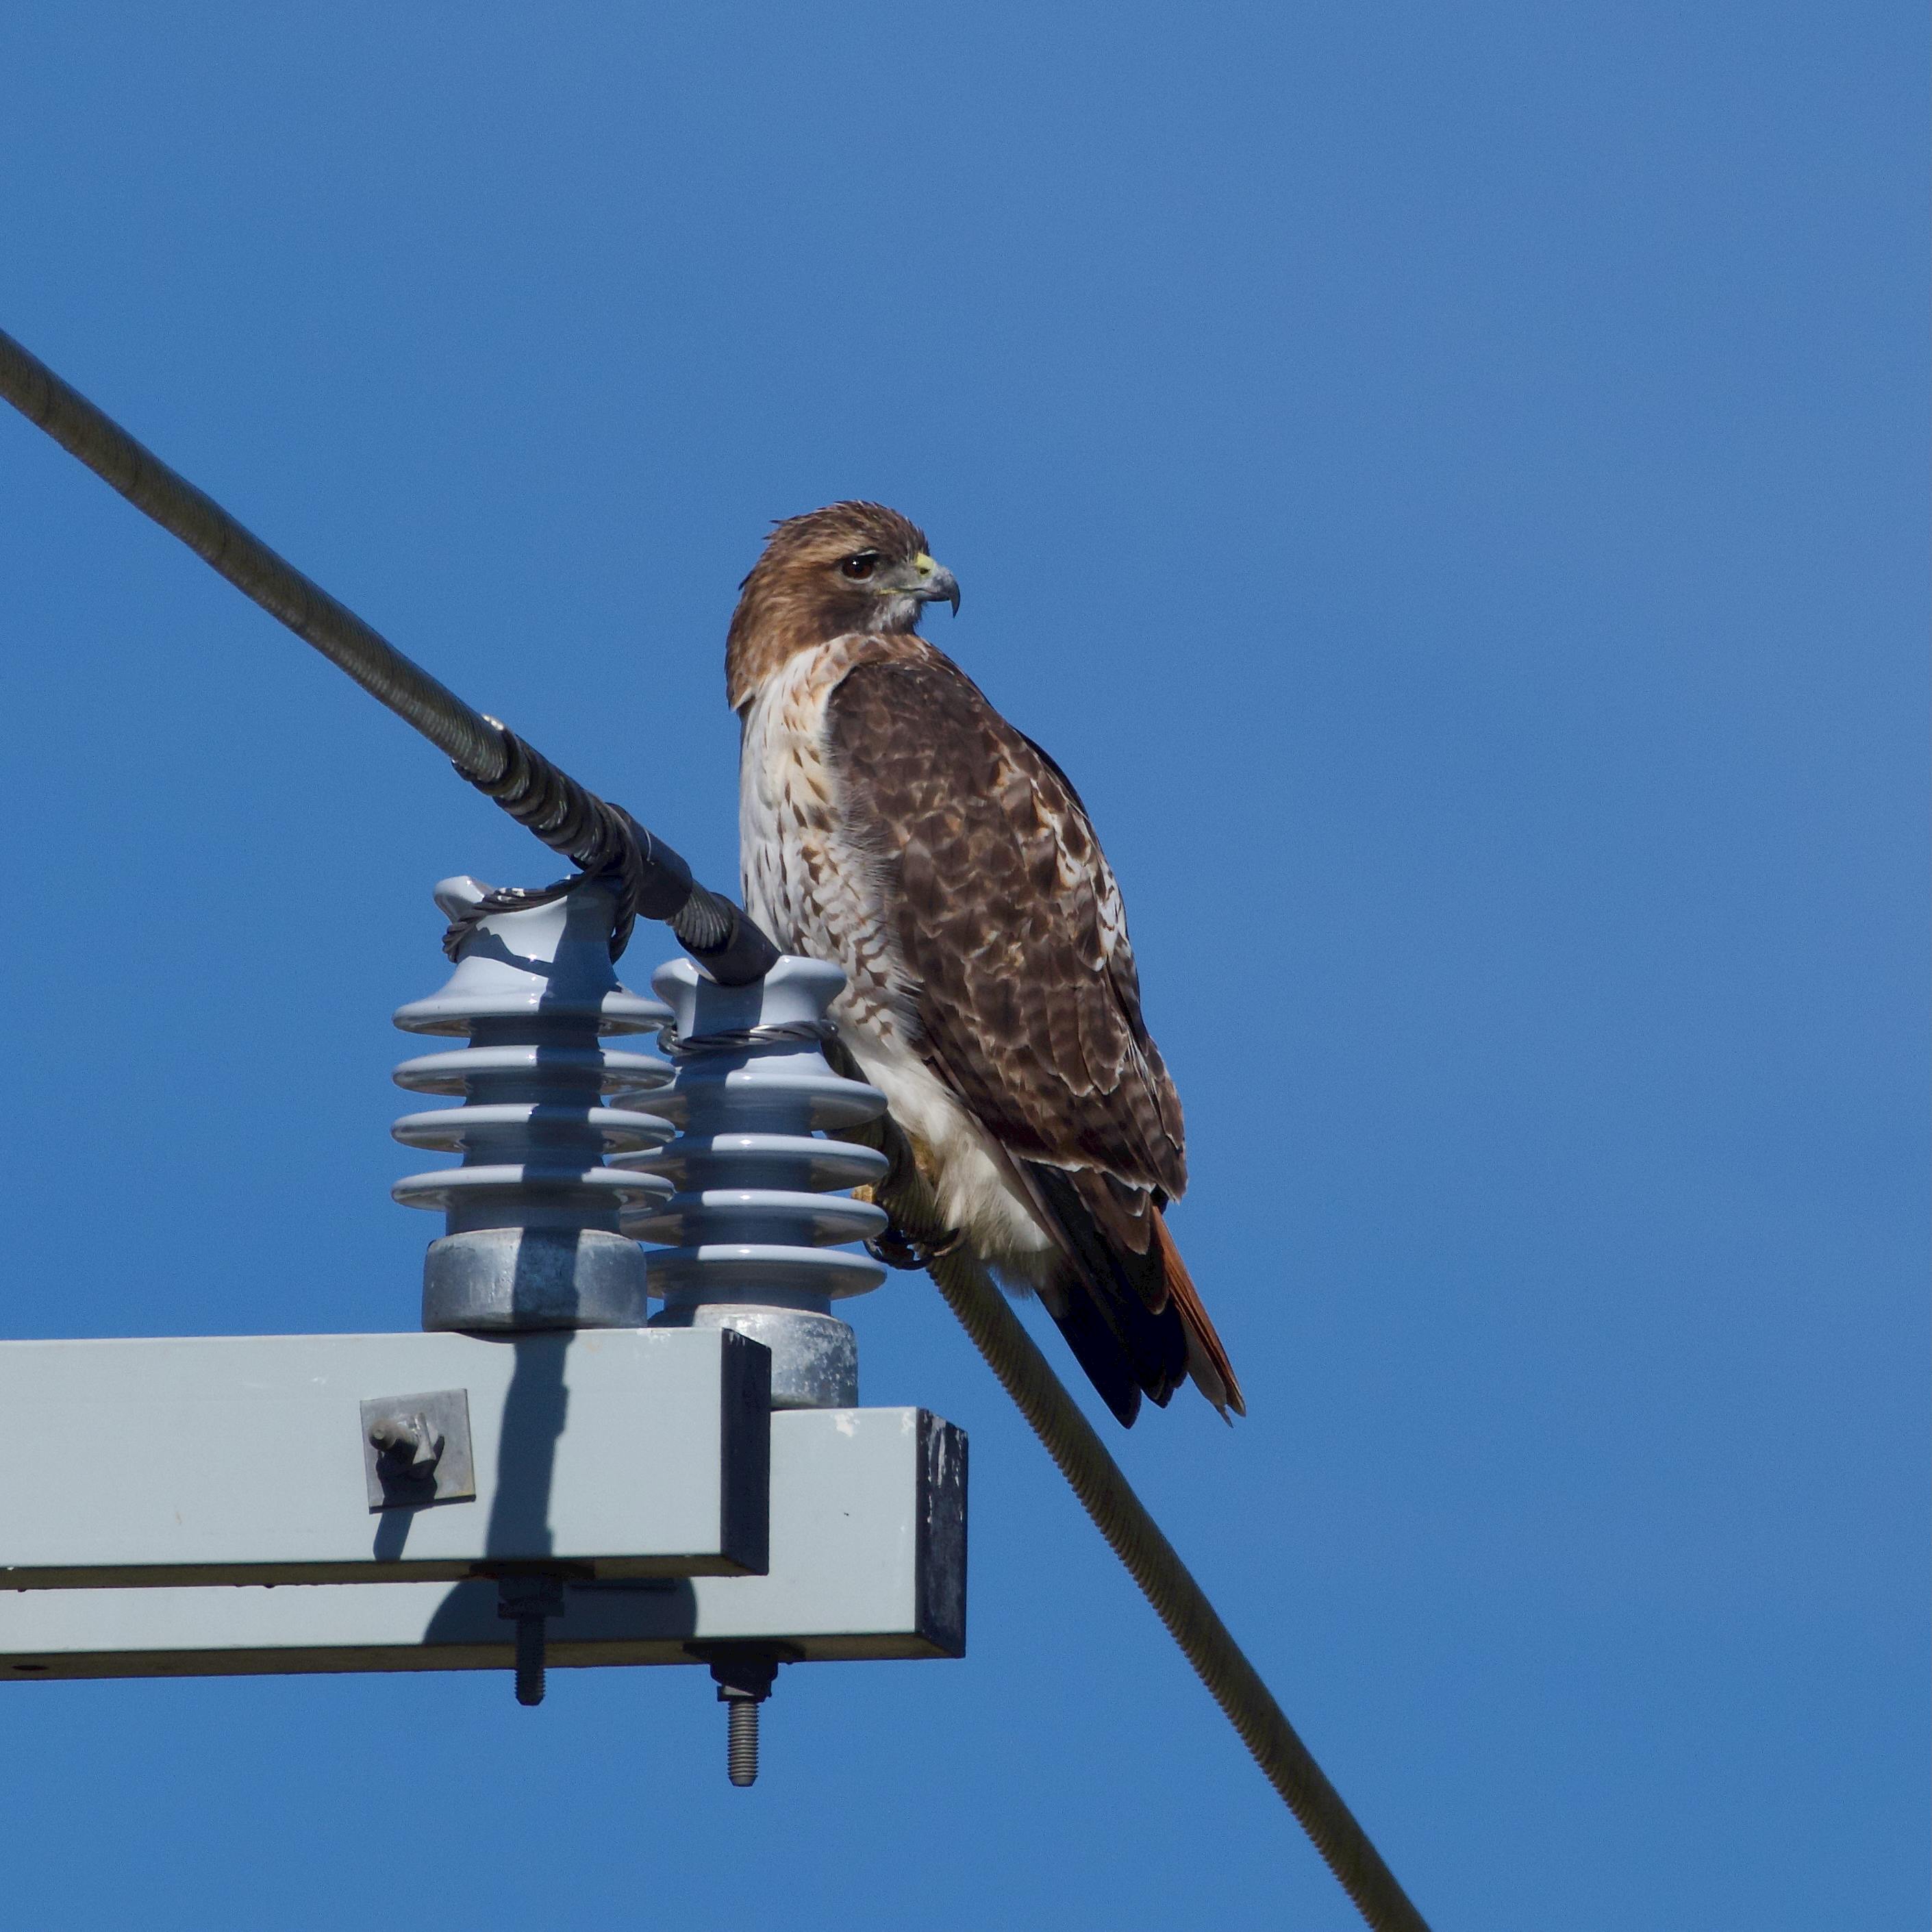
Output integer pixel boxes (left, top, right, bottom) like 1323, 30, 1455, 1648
865, 1222, 964, 1272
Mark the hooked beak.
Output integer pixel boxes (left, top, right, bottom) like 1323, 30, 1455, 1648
911, 552, 961, 616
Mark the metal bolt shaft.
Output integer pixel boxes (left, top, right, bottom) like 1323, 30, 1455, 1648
496, 1576, 564, 1708
700, 1645, 786, 1787
514, 1614, 546, 1707
725, 1695, 760, 1786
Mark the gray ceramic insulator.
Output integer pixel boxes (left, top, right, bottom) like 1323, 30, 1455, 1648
616, 955, 891, 1409
390, 876, 677, 1331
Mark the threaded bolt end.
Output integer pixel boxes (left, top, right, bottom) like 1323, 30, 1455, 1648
514, 1615, 546, 1707
726, 1696, 760, 1786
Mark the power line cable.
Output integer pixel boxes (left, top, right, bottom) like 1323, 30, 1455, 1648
0, 323, 1433, 1932
844, 1104, 1433, 1932
0, 325, 776, 986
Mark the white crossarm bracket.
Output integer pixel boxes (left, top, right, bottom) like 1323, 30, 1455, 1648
0, 1327, 773, 1588
0, 1408, 964, 1679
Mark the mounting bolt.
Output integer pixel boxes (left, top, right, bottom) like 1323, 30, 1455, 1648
725, 1696, 761, 1786
495, 1577, 565, 1708
368, 1412, 442, 1476
513, 1617, 545, 1707
699, 1646, 786, 1787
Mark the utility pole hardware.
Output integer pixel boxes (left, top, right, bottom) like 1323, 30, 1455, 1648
0, 877, 967, 1787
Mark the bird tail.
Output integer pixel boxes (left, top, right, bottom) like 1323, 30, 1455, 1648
1152, 1209, 1246, 1422
1020, 1162, 1245, 1427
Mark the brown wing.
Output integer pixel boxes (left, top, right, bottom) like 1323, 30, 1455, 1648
823, 644, 1185, 1202
824, 642, 1245, 1425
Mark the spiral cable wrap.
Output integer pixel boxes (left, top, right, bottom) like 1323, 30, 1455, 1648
455, 723, 772, 975
656, 1020, 841, 1059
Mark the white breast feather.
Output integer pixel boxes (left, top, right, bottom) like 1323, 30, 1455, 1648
738, 640, 1059, 1286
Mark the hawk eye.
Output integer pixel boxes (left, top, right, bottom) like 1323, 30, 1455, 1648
840, 552, 880, 581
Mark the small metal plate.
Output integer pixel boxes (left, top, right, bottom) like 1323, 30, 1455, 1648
360, 1389, 475, 1511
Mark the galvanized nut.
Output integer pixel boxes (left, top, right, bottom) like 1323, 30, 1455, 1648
368, 1413, 443, 1472
367, 1416, 419, 1454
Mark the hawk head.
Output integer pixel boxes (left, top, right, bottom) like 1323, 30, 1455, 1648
726, 501, 959, 710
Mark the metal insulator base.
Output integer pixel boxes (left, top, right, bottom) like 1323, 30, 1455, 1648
649, 1303, 859, 1410
422, 1227, 651, 1332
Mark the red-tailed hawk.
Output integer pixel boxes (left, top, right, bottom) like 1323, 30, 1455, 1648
728, 502, 1243, 1425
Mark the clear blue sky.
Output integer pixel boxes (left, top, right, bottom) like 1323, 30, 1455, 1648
1, 5, 1923, 1927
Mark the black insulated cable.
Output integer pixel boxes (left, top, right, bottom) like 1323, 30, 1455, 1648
0, 324, 778, 986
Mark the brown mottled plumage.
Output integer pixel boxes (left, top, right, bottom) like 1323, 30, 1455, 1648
728, 503, 1243, 1425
